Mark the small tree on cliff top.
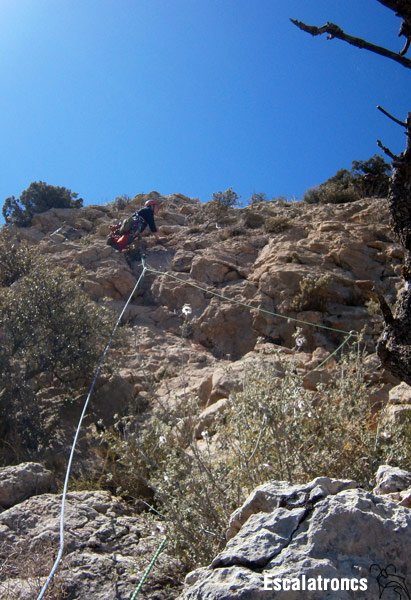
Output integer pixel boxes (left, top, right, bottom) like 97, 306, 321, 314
211, 187, 240, 209
303, 155, 391, 204
205, 187, 240, 224
293, 0, 411, 384
2, 181, 83, 227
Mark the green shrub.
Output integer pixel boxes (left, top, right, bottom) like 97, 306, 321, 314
264, 215, 291, 234
221, 354, 374, 488
249, 192, 268, 205
0, 256, 114, 462
220, 225, 247, 238
100, 395, 232, 567
2, 181, 83, 226
204, 188, 240, 224
303, 187, 323, 204
291, 274, 332, 312
112, 194, 131, 210
352, 155, 391, 197
211, 187, 239, 209
243, 211, 264, 229
303, 155, 390, 205
302, 187, 321, 204
303, 182, 359, 205
0, 231, 34, 287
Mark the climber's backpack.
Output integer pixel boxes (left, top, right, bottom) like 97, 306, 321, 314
106, 222, 130, 251
106, 215, 145, 251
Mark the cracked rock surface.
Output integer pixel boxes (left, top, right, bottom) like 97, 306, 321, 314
0, 462, 56, 509
181, 478, 411, 599
0, 490, 183, 599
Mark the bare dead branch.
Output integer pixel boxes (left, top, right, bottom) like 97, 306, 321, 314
399, 18, 411, 55
369, 287, 395, 330
377, 139, 398, 160
377, 105, 408, 128
290, 19, 411, 69
400, 37, 411, 56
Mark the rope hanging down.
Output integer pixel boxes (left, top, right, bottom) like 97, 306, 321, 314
37, 264, 148, 600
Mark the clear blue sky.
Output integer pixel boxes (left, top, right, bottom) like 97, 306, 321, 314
0, 0, 409, 214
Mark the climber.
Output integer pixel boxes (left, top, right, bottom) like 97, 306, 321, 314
107, 198, 162, 252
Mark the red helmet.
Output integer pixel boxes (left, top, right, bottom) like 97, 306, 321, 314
144, 198, 159, 208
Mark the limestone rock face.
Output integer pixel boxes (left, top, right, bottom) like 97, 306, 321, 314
0, 462, 56, 509
181, 478, 411, 600
0, 491, 183, 599
194, 302, 257, 359
4, 194, 409, 599
373, 465, 411, 507
93, 374, 135, 425
225, 477, 357, 541
194, 398, 229, 438
384, 382, 411, 424
388, 382, 411, 405
373, 464, 411, 495
14, 195, 402, 362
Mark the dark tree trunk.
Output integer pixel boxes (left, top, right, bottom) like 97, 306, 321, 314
377, 114, 411, 384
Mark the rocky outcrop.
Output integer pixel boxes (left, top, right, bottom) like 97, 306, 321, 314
0, 490, 183, 599
373, 464, 411, 508
0, 462, 56, 509
383, 381, 411, 424
181, 474, 411, 599
13, 195, 402, 360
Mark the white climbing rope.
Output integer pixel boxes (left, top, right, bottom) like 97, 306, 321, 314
37, 262, 147, 600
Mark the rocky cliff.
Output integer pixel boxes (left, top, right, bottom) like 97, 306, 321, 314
1, 193, 410, 598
